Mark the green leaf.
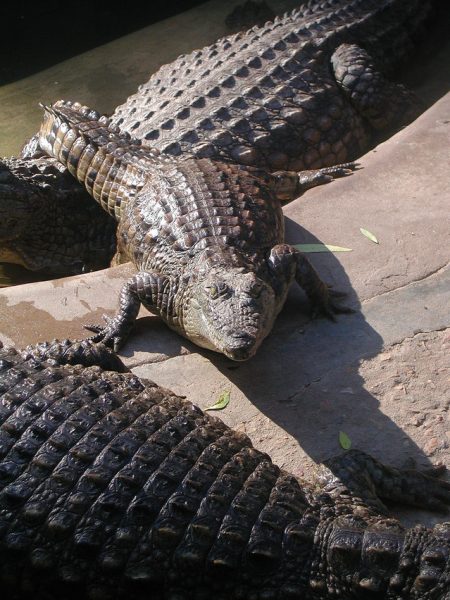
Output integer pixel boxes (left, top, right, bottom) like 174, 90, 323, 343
293, 244, 352, 253
360, 228, 379, 244
339, 431, 352, 450
205, 390, 230, 411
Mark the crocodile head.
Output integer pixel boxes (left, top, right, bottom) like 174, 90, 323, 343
185, 265, 276, 361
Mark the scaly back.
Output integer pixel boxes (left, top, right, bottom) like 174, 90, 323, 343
112, 0, 434, 168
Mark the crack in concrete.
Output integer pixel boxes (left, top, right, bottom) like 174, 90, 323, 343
385, 325, 449, 350
282, 378, 321, 403
361, 261, 450, 304
126, 352, 186, 369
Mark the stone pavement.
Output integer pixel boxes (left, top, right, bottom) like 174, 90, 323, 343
0, 1, 449, 527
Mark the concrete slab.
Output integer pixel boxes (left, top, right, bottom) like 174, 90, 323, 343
284, 93, 450, 303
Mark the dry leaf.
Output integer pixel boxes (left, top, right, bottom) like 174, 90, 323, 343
360, 228, 379, 244
294, 244, 352, 253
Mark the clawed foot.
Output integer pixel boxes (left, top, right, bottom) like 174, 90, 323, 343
271, 163, 358, 201
311, 287, 355, 321
318, 162, 358, 180
84, 314, 129, 352
297, 162, 358, 190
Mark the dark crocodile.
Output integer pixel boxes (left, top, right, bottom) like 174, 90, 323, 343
0, 340, 449, 599
0, 157, 116, 275
39, 100, 353, 360
1, 0, 438, 276
111, 0, 428, 170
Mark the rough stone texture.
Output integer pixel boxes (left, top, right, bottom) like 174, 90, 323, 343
284, 93, 450, 303
1, 87, 449, 526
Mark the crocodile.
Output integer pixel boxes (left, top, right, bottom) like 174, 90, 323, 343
0, 157, 116, 274
38, 100, 353, 360
1, 0, 438, 276
0, 339, 449, 599
111, 0, 427, 170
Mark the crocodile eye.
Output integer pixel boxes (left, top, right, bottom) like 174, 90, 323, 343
206, 283, 229, 299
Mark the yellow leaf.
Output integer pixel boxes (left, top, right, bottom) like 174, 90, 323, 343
205, 391, 230, 411
293, 244, 352, 253
360, 228, 379, 244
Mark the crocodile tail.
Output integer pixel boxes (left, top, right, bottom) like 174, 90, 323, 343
38, 100, 154, 220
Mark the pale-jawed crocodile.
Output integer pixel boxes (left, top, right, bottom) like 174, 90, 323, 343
0, 339, 449, 599
1, 0, 436, 275
39, 101, 352, 360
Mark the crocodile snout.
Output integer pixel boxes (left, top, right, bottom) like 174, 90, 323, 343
222, 331, 260, 361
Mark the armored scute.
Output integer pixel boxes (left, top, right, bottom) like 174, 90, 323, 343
0, 340, 449, 599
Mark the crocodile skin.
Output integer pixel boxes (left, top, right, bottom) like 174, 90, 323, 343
0, 341, 449, 599
112, 0, 428, 170
0, 157, 115, 273
38, 101, 353, 359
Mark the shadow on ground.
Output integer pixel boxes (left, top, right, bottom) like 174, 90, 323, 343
128, 220, 436, 474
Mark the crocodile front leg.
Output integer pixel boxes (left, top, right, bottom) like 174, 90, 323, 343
269, 244, 352, 319
86, 271, 177, 351
269, 163, 356, 202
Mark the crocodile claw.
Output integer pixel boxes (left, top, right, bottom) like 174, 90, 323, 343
83, 314, 128, 352
84, 323, 104, 334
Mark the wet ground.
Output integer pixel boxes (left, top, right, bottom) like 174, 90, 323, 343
0, 0, 449, 528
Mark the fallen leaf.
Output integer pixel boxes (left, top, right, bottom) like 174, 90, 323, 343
360, 228, 379, 244
205, 390, 230, 411
293, 244, 352, 253
339, 431, 352, 450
